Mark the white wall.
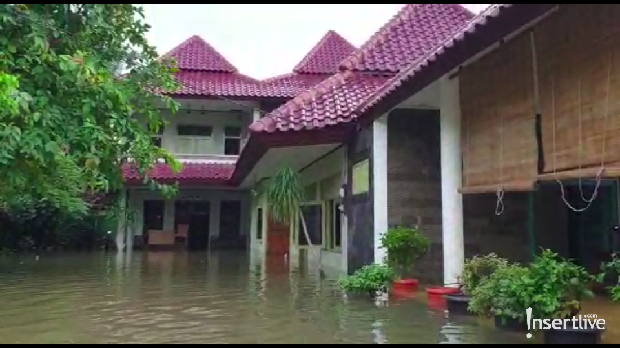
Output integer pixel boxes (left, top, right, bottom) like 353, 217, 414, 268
127, 187, 251, 241
158, 108, 252, 161
249, 147, 347, 272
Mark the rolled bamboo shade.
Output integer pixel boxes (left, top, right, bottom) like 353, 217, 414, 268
459, 33, 538, 194
536, 4, 620, 177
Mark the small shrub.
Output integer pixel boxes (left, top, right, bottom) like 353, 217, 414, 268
380, 226, 430, 278
339, 264, 396, 297
462, 253, 509, 295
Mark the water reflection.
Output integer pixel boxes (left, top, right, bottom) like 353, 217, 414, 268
0, 252, 615, 344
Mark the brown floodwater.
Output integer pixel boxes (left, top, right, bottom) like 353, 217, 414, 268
0, 251, 615, 344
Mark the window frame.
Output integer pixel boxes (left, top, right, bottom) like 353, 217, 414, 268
223, 126, 243, 156
175, 124, 214, 155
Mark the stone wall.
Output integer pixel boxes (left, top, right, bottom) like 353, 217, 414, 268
463, 193, 531, 264
387, 108, 443, 283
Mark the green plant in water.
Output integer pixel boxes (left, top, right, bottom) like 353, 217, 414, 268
599, 252, 620, 301
462, 253, 509, 295
338, 264, 396, 297
469, 249, 595, 326
469, 262, 529, 319
380, 226, 430, 279
262, 167, 322, 274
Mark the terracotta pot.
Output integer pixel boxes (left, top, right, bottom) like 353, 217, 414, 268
392, 278, 419, 292
425, 287, 461, 310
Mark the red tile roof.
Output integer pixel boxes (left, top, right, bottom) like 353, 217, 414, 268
250, 71, 388, 133
340, 4, 474, 73
250, 4, 473, 133
357, 5, 512, 115
293, 30, 357, 75
162, 35, 238, 73
257, 31, 356, 98
123, 162, 234, 184
162, 35, 269, 98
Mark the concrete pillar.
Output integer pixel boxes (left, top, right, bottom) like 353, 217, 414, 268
124, 190, 134, 251
252, 108, 261, 122
372, 114, 389, 264
116, 189, 127, 252
439, 76, 465, 286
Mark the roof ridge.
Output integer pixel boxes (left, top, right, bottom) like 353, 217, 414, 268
339, 4, 474, 72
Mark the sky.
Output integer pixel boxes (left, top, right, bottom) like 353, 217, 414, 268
143, 4, 490, 80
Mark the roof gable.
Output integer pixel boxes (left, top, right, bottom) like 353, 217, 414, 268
162, 35, 238, 73
293, 30, 356, 75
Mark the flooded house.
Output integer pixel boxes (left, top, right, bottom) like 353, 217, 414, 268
117, 4, 474, 279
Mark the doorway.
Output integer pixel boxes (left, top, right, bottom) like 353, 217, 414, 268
219, 200, 244, 249
143, 200, 165, 245
175, 201, 211, 251
565, 180, 618, 273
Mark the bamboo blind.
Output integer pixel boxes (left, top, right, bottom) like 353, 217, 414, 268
535, 4, 620, 178
459, 33, 538, 193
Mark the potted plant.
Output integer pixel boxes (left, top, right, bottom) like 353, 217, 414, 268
261, 167, 324, 277
380, 226, 430, 293
444, 253, 508, 316
338, 263, 396, 298
469, 249, 597, 341
532, 250, 599, 344
469, 262, 530, 331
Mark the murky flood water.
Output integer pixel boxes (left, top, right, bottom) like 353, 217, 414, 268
0, 251, 608, 344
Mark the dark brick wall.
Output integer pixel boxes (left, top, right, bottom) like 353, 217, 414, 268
386, 109, 535, 283
345, 127, 374, 275
463, 193, 531, 264
387, 109, 443, 283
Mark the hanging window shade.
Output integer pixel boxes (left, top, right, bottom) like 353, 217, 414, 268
534, 5, 620, 180
459, 33, 538, 194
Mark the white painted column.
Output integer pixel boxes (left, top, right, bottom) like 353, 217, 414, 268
372, 114, 389, 264
439, 76, 465, 287
252, 108, 261, 122
341, 148, 349, 273
116, 190, 127, 252
163, 199, 175, 231
124, 190, 134, 252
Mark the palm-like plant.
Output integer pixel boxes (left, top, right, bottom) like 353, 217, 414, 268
263, 167, 323, 275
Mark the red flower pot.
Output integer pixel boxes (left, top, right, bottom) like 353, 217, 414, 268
425, 286, 460, 309
392, 278, 419, 293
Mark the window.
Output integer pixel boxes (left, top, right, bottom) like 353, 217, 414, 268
326, 200, 342, 250
224, 126, 242, 155
298, 204, 323, 246
176, 125, 213, 154
256, 207, 263, 240
150, 124, 164, 148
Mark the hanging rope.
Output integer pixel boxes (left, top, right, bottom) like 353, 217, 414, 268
552, 52, 612, 212
495, 96, 505, 216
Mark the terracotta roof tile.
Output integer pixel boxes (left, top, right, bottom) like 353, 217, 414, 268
340, 4, 474, 73
256, 31, 357, 98
250, 71, 388, 133
123, 162, 234, 183
293, 30, 357, 74
172, 71, 264, 97
258, 73, 328, 98
356, 5, 515, 114
162, 35, 238, 73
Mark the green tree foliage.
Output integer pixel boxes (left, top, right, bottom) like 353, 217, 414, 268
0, 4, 181, 216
